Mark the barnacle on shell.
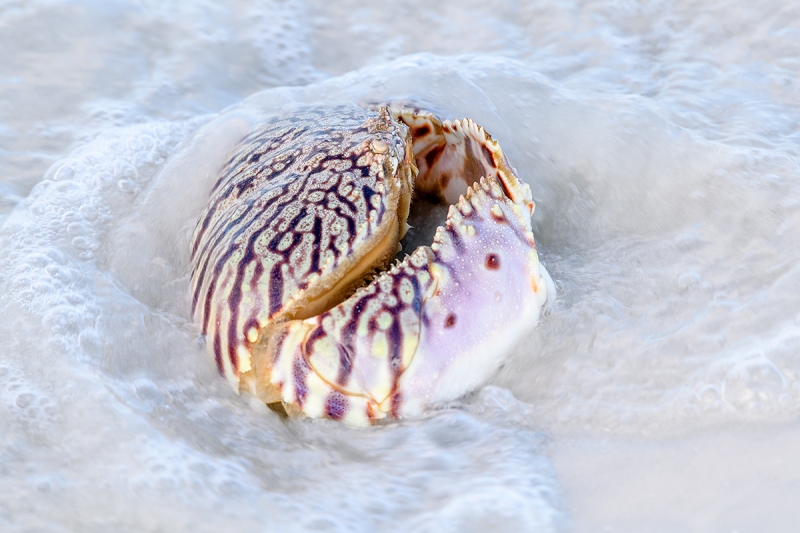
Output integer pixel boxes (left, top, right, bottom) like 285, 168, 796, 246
190, 103, 548, 426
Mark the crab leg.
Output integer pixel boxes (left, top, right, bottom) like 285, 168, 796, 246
256, 173, 547, 427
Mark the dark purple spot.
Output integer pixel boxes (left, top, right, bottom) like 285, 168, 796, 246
445, 313, 457, 329
413, 124, 431, 137
268, 264, 284, 317
309, 216, 322, 273
292, 355, 310, 406
486, 254, 500, 270
425, 145, 444, 169
325, 391, 349, 420
388, 312, 402, 375
409, 275, 422, 313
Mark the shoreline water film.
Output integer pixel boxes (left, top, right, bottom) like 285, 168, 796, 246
2, 1, 800, 531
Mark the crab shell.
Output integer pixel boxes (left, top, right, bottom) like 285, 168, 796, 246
190, 103, 548, 426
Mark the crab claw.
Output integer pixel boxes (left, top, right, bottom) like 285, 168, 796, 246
256, 173, 547, 427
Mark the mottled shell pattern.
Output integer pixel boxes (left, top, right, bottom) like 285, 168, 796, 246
191, 103, 548, 426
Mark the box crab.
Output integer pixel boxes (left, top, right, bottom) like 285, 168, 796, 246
190, 103, 549, 426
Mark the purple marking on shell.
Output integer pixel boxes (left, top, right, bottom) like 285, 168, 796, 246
213, 330, 223, 374
325, 391, 349, 420
292, 353, 310, 406
390, 390, 402, 418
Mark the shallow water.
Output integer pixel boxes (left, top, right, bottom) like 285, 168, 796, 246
2, 0, 800, 531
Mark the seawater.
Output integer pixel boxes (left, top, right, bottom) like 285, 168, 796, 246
2, 1, 800, 531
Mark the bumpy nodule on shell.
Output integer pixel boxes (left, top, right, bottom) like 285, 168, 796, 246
191, 103, 548, 426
